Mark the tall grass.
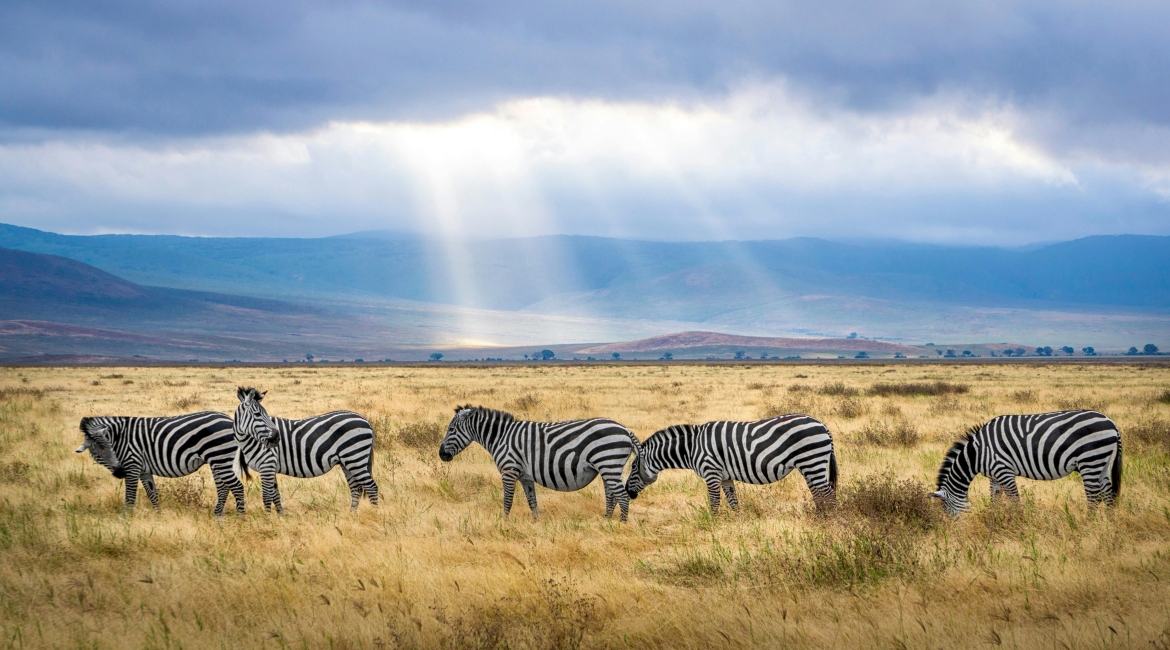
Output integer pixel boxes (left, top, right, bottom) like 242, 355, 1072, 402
1, 363, 1169, 648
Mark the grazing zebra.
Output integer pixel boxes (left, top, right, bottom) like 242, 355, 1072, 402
439, 405, 640, 522
232, 387, 379, 512
75, 412, 245, 515
931, 410, 1122, 515
624, 414, 838, 513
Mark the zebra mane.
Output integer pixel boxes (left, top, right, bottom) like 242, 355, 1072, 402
459, 405, 516, 423
237, 386, 264, 402
79, 416, 94, 432
936, 425, 981, 489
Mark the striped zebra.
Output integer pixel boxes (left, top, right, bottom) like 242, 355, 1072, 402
75, 411, 245, 515
624, 414, 838, 513
231, 387, 379, 512
439, 405, 640, 522
931, 410, 1122, 515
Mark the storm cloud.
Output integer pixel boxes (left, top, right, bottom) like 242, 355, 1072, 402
1, 0, 1169, 240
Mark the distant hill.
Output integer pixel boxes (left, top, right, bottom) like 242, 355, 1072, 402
575, 331, 920, 355
1, 223, 1167, 353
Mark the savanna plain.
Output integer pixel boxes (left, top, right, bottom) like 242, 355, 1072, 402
2, 362, 1170, 649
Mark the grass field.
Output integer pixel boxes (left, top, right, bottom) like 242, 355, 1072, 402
2, 362, 1169, 649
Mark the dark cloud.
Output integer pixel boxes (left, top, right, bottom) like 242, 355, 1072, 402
3, 0, 1169, 145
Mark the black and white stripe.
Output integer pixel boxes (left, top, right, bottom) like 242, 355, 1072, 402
624, 414, 838, 513
931, 410, 1122, 515
76, 412, 244, 515
232, 387, 378, 512
439, 405, 640, 522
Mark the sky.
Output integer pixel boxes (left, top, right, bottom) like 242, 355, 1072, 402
2, 0, 1169, 244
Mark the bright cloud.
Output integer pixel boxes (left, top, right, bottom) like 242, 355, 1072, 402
0, 83, 1165, 243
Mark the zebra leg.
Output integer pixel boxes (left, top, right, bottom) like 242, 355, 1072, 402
602, 471, 631, 523
123, 472, 140, 510
342, 465, 362, 511
521, 479, 538, 521
702, 475, 722, 515
363, 475, 380, 506
991, 471, 1020, 502
500, 469, 520, 517
1078, 462, 1110, 506
989, 479, 1003, 499
721, 480, 740, 514
229, 475, 246, 514
270, 475, 284, 514
212, 474, 229, 516
141, 472, 160, 511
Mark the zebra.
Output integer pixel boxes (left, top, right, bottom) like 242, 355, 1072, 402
623, 414, 838, 514
930, 410, 1122, 515
439, 405, 640, 522
75, 411, 245, 515
232, 387, 379, 512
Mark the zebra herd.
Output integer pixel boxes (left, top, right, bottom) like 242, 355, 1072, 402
76, 387, 1123, 519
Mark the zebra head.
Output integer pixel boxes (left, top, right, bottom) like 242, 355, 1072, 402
625, 425, 684, 499
930, 432, 977, 516
77, 417, 125, 478
439, 405, 475, 462
235, 387, 278, 448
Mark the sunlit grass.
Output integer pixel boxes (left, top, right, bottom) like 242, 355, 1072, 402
0, 363, 1168, 648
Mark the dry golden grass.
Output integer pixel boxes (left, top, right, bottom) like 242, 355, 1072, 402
1, 362, 1169, 649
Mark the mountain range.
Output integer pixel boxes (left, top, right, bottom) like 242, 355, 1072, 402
1, 222, 1167, 361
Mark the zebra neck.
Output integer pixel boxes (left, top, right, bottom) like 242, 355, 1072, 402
648, 427, 694, 471
471, 415, 511, 456
940, 437, 981, 495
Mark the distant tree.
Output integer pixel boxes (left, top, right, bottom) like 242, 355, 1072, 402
1082, 347, 1095, 356
962, 350, 973, 357
587, 356, 596, 361
1002, 349, 1014, 357
1128, 347, 1140, 355
1061, 346, 1075, 355
1144, 344, 1160, 355
759, 353, 768, 359
734, 351, 746, 359
612, 352, 621, 360
894, 352, 906, 359
1015, 348, 1026, 356
354, 358, 364, 363
540, 349, 555, 360
305, 353, 314, 362
660, 352, 673, 360
855, 351, 869, 359
925, 343, 935, 347
945, 349, 957, 357
847, 332, 858, 339
936, 350, 944, 356
429, 353, 443, 361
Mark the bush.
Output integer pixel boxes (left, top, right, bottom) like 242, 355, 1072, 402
1157, 389, 1170, 405
818, 382, 859, 397
857, 419, 921, 447
1010, 389, 1037, 403
867, 381, 970, 397
0, 387, 46, 400
1128, 416, 1170, 452
159, 475, 208, 509
398, 421, 445, 448
508, 394, 542, 412
171, 394, 202, 410
833, 396, 868, 419
839, 473, 942, 531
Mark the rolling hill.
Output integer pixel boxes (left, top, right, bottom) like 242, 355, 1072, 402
1, 223, 1167, 357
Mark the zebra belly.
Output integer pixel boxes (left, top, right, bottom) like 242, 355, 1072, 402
531, 466, 598, 492
149, 455, 204, 478
726, 463, 793, 485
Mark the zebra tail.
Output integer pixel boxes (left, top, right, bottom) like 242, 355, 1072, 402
828, 448, 838, 492
1110, 439, 1123, 502
233, 447, 252, 482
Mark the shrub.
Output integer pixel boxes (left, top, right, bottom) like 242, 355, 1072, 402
867, 381, 970, 397
172, 394, 202, 410
928, 395, 962, 415
818, 382, 859, 397
508, 394, 542, 412
0, 387, 45, 400
159, 476, 208, 509
398, 421, 445, 448
1156, 389, 1170, 405
1128, 417, 1170, 452
839, 473, 942, 531
833, 396, 868, 419
857, 419, 921, 447
1010, 389, 1037, 403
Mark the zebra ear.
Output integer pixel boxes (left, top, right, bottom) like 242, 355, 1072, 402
928, 491, 944, 500
75, 442, 89, 453
258, 390, 267, 401
237, 387, 247, 402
